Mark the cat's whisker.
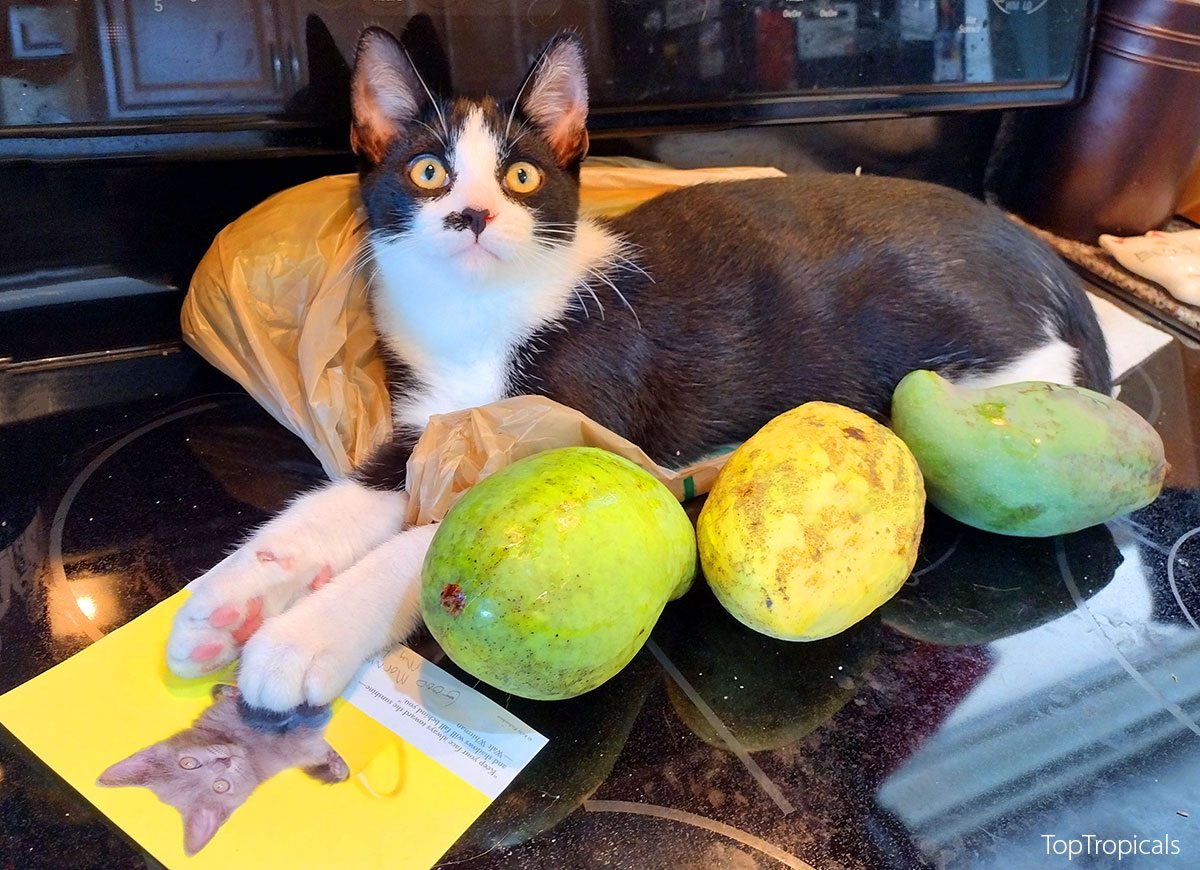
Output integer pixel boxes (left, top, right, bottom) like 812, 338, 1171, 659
506, 50, 547, 140
352, 239, 385, 274
403, 47, 450, 141
523, 247, 587, 312
416, 119, 447, 149
318, 235, 385, 300
585, 265, 641, 328
540, 228, 654, 287
584, 284, 605, 319
606, 282, 641, 328
572, 288, 590, 318
509, 243, 591, 321
507, 125, 533, 151
521, 227, 641, 326
607, 249, 654, 282
533, 233, 576, 247
316, 224, 376, 282
325, 249, 363, 288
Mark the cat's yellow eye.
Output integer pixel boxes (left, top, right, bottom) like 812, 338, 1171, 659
503, 161, 542, 194
213, 779, 230, 793
408, 155, 449, 190
179, 757, 199, 770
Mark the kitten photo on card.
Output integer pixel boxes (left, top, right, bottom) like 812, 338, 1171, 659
97, 685, 346, 855
161, 28, 1111, 726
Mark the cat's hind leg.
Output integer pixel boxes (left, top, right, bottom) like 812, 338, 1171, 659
945, 337, 1084, 390
235, 522, 437, 713
166, 480, 407, 678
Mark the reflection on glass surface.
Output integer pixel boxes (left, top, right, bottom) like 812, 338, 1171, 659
608, 0, 1085, 98
2, 337, 1199, 868
878, 520, 1200, 867
0, 0, 1090, 130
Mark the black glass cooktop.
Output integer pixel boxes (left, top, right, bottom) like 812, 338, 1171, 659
1, 287, 1198, 869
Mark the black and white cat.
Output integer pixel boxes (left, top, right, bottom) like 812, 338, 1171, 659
167, 29, 1110, 716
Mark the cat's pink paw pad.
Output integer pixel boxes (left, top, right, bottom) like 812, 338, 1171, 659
190, 642, 224, 663
230, 597, 264, 644
208, 605, 240, 628
167, 537, 342, 680
168, 595, 269, 678
309, 565, 333, 591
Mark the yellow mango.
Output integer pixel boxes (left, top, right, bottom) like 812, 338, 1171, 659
697, 403, 925, 640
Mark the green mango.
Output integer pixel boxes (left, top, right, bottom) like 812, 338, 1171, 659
420, 447, 697, 700
891, 370, 1166, 537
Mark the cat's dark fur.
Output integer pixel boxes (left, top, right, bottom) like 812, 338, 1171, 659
97, 685, 346, 854
166, 28, 1113, 719
513, 175, 1111, 456
351, 28, 1109, 491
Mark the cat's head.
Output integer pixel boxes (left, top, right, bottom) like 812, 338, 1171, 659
350, 27, 589, 281
97, 685, 261, 855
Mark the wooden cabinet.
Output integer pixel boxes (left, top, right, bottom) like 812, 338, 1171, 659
97, 0, 300, 117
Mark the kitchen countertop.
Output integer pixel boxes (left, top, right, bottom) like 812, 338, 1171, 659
1, 286, 1198, 870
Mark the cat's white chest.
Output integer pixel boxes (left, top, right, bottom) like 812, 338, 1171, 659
372, 261, 518, 427
370, 249, 537, 428
368, 219, 621, 429
392, 358, 509, 428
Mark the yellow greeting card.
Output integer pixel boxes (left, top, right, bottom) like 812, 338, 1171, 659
0, 591, 546, 869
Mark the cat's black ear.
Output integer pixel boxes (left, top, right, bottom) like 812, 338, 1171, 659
351, 27, 430, 164
516, 33, 589, 168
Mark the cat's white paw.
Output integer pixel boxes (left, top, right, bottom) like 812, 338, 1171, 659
166, 481, 408, 679
233, 523, 436, 712
235, 597, 370, 711
166, 548, 333, 678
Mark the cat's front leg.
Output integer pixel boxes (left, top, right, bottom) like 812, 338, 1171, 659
166, 480, 408, 678
235, 523, 437, 712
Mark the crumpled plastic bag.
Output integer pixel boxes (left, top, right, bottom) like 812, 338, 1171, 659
404, 395, 733, 526
182, 174, 386, 477
182, 159, 783, 482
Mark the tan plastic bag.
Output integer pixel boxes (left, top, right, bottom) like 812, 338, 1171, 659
404, 395, 732, 526
182, 160, 782, 481
182, 174, 388, 477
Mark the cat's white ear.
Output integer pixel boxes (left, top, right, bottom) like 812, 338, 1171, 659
183, 804, 233, 855
97, 747, 160, 787
351, 27, 429, 164
517, 33, 589, 168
